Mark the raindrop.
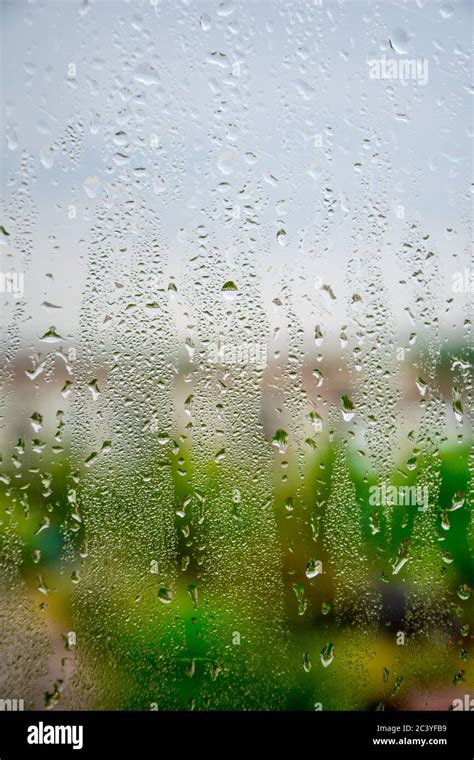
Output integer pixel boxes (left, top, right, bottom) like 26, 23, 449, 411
272, 429, 288, 454
40, 326, 63, 343
320, 643, 334, 668
221, 281, 238, 301
341, 395, 354, 422
305, 559, 322, 579
158, 588, 173, 604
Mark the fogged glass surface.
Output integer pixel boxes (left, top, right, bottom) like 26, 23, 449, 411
0, 0, 472, 711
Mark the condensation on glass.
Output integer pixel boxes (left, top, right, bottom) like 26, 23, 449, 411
0, 0, 472, 711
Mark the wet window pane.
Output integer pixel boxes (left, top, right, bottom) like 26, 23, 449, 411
0, 0, 472, 713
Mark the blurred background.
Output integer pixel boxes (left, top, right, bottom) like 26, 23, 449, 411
0, 0, 472, 710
